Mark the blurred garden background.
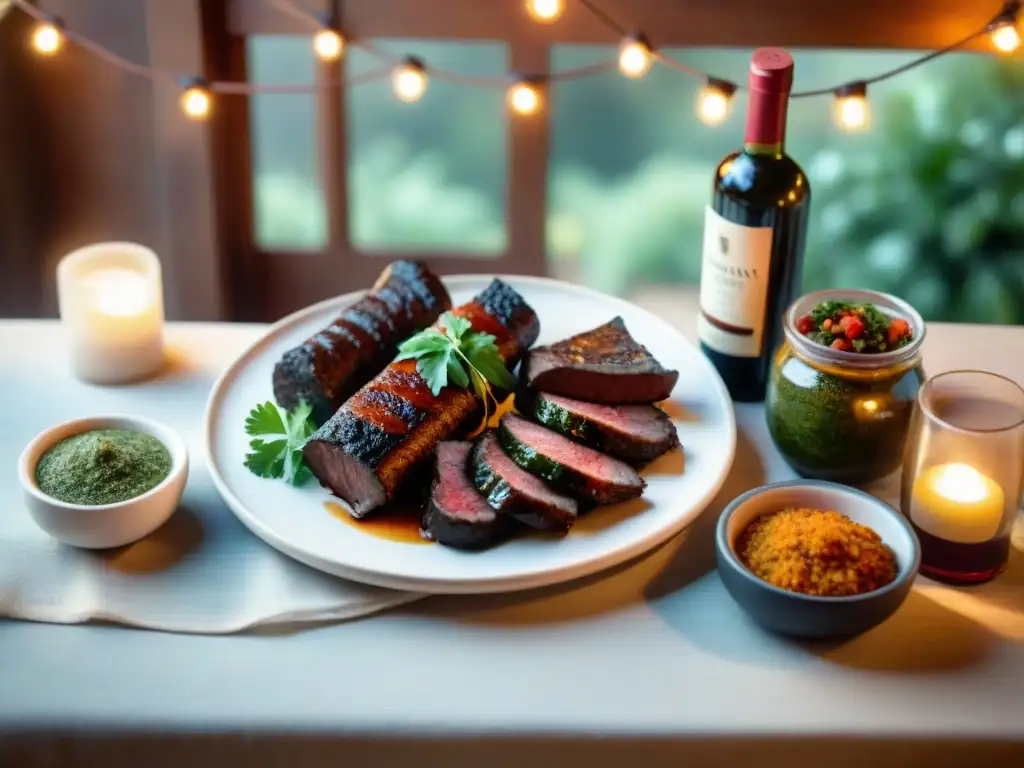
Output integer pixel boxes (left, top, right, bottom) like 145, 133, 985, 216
248, 41, 1024, 325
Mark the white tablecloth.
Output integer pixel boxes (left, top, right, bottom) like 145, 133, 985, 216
2, 314, 1023, 768
0, 322, 422, 633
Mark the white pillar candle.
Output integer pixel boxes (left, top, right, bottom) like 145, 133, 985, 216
56, 242, 165, 384
910, 462, 1006, 544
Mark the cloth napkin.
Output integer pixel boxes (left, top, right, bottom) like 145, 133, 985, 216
0, 467, 424, 633
1, 423, 425, 635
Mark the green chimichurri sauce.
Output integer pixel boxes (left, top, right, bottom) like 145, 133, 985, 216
765, 353, 923, 484
35, 428, 172, 506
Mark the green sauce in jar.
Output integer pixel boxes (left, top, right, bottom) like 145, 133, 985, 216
35, 428, 172, 505
766, 290, 925, 485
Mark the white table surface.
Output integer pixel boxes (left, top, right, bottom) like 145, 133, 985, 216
2, 304, 1024, 768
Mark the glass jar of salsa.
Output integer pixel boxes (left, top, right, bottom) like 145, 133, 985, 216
766, 289, 925, 485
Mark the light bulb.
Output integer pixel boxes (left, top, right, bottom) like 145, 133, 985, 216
696, 79, 736, 126
180, 79, 212, 120
834, 82, 869, 132
314, 28, 344, 61
525, 0, 563, 23
508, 80, 542, 115
32, 21, 64, 56
393, 57, 428, 103
619, 34, 652, 79
992, 21, 1021, 53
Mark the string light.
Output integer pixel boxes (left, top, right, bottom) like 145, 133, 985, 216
508, 77, 543, 116
7, 0, 1020, 135
31, 16, 64, 56
180, 77, 212, 120
393, 56, 428, 103
313, 27, 345, 61
990, 1, 1021, 52
696, 78, 736, 126
834, 82, 870, 132
525, 0, 564, 23
619, 33, 653, 79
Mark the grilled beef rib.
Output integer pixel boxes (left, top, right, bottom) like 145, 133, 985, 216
273, 260, 451, 425
303, 279, 540, 517
522, 316, 678, 404
470, 431, 578, 532
496, 413, 645, 505
422, 441, 514, 550
523, 391, 679, 464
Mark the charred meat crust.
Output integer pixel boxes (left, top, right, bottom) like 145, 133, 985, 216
522, 316, 679, 404
473, 279, 541, 366
304, 279, 540, 517
422, 441, 514, 550
273, 260, 451, 425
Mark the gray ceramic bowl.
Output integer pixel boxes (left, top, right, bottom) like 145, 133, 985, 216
715, 480, 920, 639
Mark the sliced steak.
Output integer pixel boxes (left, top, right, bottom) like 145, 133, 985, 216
423, 441, 514, 550
273, 260, 451, 425
470, 431, 578, 532
304, 280, 540, 517
523, 316, 678, 404
496, 413, 645, 505
523, 391, 679, 464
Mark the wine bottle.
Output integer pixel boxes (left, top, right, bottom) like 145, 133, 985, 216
697, 47, 811, 402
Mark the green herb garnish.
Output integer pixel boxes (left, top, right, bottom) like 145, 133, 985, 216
243, 400, 316, 485
395, 311, 517, 425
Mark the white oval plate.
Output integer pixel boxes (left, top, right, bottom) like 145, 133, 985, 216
204, 275, 736, 594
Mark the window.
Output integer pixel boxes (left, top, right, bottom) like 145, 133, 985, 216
226, 0, 1022, 324
347, 41, 508, 254
247, 38, 508, 255
248, 36, 328, 250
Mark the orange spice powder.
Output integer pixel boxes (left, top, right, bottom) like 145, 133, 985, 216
736, 507, 897, 597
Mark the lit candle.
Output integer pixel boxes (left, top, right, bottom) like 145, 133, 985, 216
56, 242, 165, 384
911, 463, 1006, 544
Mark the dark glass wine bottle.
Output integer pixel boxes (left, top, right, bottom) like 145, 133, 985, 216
697, 48, 811, 402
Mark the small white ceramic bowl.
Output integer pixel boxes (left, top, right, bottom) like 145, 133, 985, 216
18, 415, 188, 549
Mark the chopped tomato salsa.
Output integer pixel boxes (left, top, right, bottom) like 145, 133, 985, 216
796, 300, 913, 353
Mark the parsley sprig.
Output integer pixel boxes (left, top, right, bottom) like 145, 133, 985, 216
243, 400, 317, 485
395, 311, 517, 425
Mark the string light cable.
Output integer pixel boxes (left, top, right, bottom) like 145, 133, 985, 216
7, 0, 1019, 127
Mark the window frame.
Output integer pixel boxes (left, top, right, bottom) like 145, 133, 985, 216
221, 0, 1000, 320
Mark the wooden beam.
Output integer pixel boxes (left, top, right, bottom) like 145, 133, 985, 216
145, 0, 227, 320
506, 41, 549, 278
229, 0, 1002, 52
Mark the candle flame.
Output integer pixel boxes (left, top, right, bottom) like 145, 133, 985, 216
932, 463, 990, 505
82, 268, 151, 317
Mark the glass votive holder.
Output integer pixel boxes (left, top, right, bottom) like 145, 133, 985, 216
56, 242, 166, 384
900, 370, 1024, 584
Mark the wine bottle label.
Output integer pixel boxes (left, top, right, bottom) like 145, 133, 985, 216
697, 206, 773, 358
